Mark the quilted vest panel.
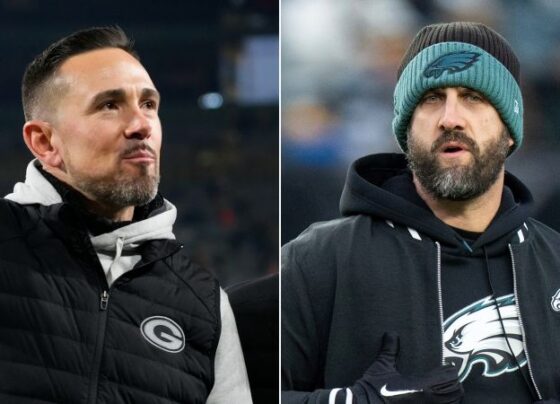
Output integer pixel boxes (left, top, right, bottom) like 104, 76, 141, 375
0, 200, 221, 403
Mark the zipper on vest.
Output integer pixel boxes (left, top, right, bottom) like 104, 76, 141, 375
87, 289, 110, 404
100, 290, 109, 310
508, 244, 542, 400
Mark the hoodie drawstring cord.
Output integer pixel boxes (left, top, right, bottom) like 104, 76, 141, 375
460, 239, 473, 253
109, 237, 125, 273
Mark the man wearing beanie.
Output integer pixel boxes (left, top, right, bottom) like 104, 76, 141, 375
282, 22, 560, 403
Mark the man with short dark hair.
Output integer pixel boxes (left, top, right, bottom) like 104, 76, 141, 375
282, 22, 560, 403
0, 26, 252, 403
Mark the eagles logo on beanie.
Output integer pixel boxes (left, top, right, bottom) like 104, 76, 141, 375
392, 22, 523, 155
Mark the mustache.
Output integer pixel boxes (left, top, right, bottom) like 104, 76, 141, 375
431, 130, 478, 153
121, 143, 157, 158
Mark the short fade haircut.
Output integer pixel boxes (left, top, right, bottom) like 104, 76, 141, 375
22, 26, 138, 121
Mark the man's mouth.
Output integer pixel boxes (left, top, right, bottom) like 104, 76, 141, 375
122, 145, 157, 163
440, 142, 469, 156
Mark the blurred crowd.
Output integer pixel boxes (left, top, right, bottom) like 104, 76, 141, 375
282, 0, 560, 243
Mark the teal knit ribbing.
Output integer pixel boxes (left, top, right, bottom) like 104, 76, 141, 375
392, 42, 523, 154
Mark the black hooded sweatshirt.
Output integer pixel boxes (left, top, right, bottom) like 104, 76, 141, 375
282, 154, 560, 403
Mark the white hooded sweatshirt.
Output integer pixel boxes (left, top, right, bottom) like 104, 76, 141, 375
5, 160, 252, 403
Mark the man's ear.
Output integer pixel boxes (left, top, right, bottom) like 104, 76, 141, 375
23, 120, 63, 168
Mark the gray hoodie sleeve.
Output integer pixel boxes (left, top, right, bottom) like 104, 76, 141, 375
206, 288, 253, 404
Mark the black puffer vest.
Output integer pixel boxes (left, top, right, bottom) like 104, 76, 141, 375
0, 199, 221, 403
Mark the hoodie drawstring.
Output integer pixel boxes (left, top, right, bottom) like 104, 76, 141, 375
460, 239, 473, 253
104, 236, 125, 287
109, 237, 125, 273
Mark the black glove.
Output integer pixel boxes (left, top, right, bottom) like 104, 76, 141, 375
330, 332, 464, 403
534, 400, 560, 403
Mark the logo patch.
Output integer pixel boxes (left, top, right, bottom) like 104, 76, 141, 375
423, 51, 481, 79
443, 294, 526, 382
380, 384, 422, 397
140, 316, 185, 353
551, 289, 560, 312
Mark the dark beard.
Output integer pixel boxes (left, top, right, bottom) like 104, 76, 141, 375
406, 129, 511, 201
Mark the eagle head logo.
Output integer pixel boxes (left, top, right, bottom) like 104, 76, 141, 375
423, 51, 481, 79
443, 294, 526, 382
551, 288, 560, 312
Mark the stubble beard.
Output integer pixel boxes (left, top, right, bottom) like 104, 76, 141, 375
68, 160, 160, 209
406, 129, 511, 201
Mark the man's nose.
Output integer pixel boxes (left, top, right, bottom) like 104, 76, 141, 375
124, 107, 152, 139
438, 97, 466, 131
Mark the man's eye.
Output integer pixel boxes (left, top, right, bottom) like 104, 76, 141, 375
142, 100, 158, 110
422, 94, 440, 103
100, 101, 118, 110
465, 93, 484, 102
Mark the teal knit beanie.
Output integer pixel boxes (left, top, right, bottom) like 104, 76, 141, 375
393, 22, 523, 155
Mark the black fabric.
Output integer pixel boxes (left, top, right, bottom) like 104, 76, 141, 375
0, 198, 221, 403
397, 21, 520, 84
227, 273, 279, 404
450, 227, 480, 242
282, 153, 560, 403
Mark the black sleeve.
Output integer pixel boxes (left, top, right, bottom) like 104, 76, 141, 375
282, 240, 340, 402
282, 389, 345, 403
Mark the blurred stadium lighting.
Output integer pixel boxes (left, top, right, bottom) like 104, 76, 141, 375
198, 92, 224, 109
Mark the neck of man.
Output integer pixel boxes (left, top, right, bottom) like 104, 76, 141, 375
81, 198, 135, 222
412, 170, 505, 233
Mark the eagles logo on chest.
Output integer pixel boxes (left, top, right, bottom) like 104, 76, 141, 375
443, 294, 527, 382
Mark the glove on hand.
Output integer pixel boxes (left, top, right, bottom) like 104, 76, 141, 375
345, 332, 463, 403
